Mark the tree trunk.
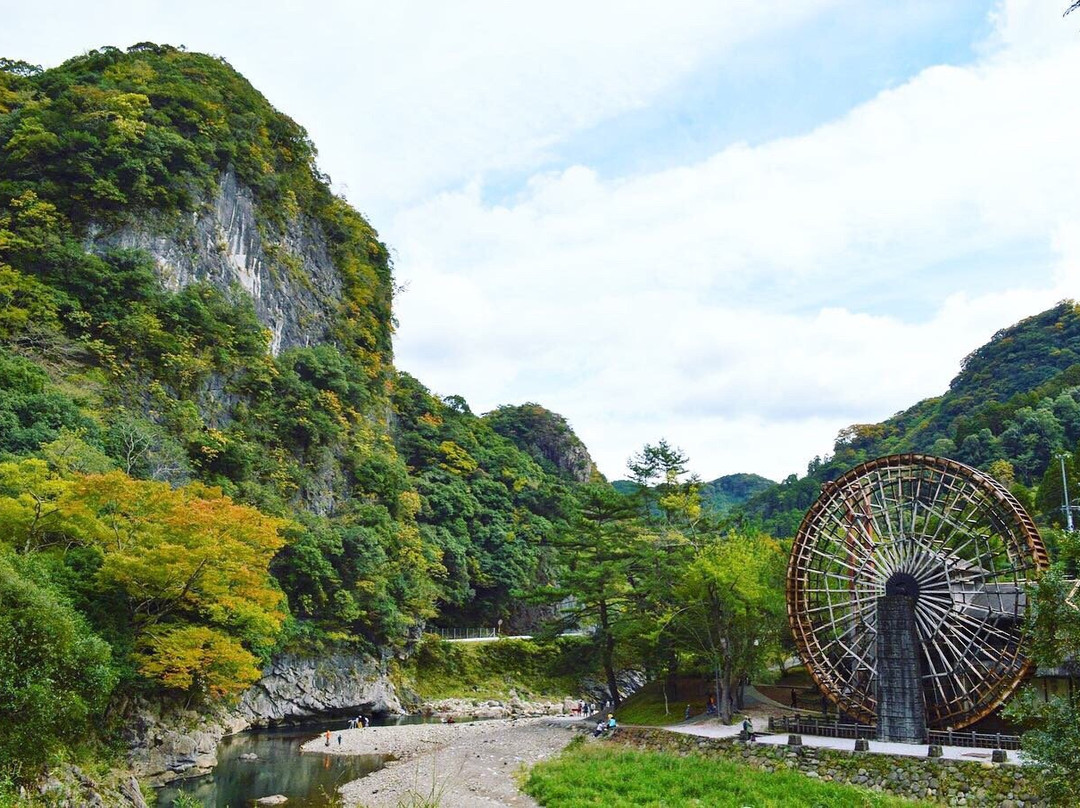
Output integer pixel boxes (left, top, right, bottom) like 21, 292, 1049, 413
664, 640, 679, 704
717, 664, 732, 724
599, 599, 621, 706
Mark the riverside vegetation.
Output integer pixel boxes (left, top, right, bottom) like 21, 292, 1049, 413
1, 44, 1080, 806
524, 736, 934, 808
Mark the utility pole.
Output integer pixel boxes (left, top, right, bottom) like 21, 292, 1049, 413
1060, 453, 1074, 533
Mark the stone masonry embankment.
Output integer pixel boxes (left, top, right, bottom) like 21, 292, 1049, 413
608, 726, 1052, 807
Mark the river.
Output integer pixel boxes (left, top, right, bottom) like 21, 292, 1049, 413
155, 716, 431, 807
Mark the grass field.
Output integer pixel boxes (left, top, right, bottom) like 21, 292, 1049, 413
523, 739, 932, 808
613, 680, 694, 726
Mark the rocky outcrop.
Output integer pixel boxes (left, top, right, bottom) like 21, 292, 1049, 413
484, 403, 601, 484
125, 702, 246, 786
36, 764, 150, 807
128, 652, 402, 786
87, 169, 343, 356
236, 652, 403, 725
418, 692, 572, 721
581, 669, 647, 704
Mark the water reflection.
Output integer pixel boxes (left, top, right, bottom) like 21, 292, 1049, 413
155, 718, 417, 808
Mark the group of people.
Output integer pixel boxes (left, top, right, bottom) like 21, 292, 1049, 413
593, 713, 618, 737
324, 715, 371, 747
574, 697, 617, 717
572, 700, 597, 716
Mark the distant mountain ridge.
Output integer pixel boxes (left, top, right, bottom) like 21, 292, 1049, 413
612, 472, 775, 514
739, 300, 1080, 537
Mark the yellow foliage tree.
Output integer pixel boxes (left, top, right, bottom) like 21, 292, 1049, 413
0, 461, 287, 699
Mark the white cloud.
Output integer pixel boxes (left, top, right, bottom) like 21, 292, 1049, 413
1, 0, 845, 220
390, 0, 1080, 481
5, 0, 1077, 483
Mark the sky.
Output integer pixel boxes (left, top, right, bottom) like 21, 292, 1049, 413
3, 1, 1079, 482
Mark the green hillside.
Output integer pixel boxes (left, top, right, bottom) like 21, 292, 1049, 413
740, 301, 1080, 537
0, 44, 581, 767
614, 472, 774, 515
699, 473, 775, 513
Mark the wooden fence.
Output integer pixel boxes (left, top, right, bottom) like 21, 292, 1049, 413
767, 715, 1021, 750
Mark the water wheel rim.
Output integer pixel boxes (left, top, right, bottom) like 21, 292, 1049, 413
786, 453, 1049, 729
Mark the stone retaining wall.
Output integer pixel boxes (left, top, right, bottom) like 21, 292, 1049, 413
607, 727, 1053, 807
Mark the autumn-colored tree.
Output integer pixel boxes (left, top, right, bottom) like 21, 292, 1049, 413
0, 461, 286, 700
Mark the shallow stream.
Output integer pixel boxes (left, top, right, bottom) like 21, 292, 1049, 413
155, 716, 430, 807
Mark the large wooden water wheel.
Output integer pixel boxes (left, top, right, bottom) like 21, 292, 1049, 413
787, 454, 1049, 729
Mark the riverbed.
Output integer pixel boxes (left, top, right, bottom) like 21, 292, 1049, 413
155, 719, 400, 808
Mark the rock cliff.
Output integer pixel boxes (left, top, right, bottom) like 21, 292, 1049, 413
129, 652, 403, 785
87, 169, 343, 355
236, 652, 403, 725
484, 403, 601, 484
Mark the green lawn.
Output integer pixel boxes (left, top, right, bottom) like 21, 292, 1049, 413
613, 680, 692, 726
523, 740, 931, 808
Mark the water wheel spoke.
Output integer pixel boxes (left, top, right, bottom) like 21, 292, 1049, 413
787, 454, 1047, 730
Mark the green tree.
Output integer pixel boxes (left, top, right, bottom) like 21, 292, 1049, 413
670, 531, 786, 723
544, 483, 644, 705
0, 552, 115, 781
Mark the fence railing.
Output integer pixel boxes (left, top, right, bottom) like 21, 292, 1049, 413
767, 715, 1021, 750
431, 626, 497, 640
769, 715, 875, 740
430, 626, 593, 641
928, 728, 1022, 750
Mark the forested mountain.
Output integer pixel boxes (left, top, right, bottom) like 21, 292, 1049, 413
484, 402, 601, 484
613, 472, 774, 514
739, 301, 1080, 537
0, 44, 580, 761
698, 473, 775, 513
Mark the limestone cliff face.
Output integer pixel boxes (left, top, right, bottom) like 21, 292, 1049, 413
87, 169, 343, 355
236, 652, 403, 726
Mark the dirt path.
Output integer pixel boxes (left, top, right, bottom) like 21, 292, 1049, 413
304, 718, 579, 807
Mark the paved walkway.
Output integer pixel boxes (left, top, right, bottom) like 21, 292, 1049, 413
662, 687, 1028, 766
668, 722, 1025, 764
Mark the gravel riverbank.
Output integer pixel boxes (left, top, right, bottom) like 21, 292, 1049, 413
301, 717, 580, 807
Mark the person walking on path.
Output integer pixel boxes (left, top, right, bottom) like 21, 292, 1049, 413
741, 716, 756, 742
324, 730, 331, 747
790, 688, 799, 709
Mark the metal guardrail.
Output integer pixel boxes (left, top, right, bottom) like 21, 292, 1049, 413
767, 715, 1021, 750
432, 626, 497, 640
431, 626, 593, 642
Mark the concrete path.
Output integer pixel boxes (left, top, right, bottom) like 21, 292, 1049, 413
653, 685, 1027, 765
667, 722, 1025, 764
